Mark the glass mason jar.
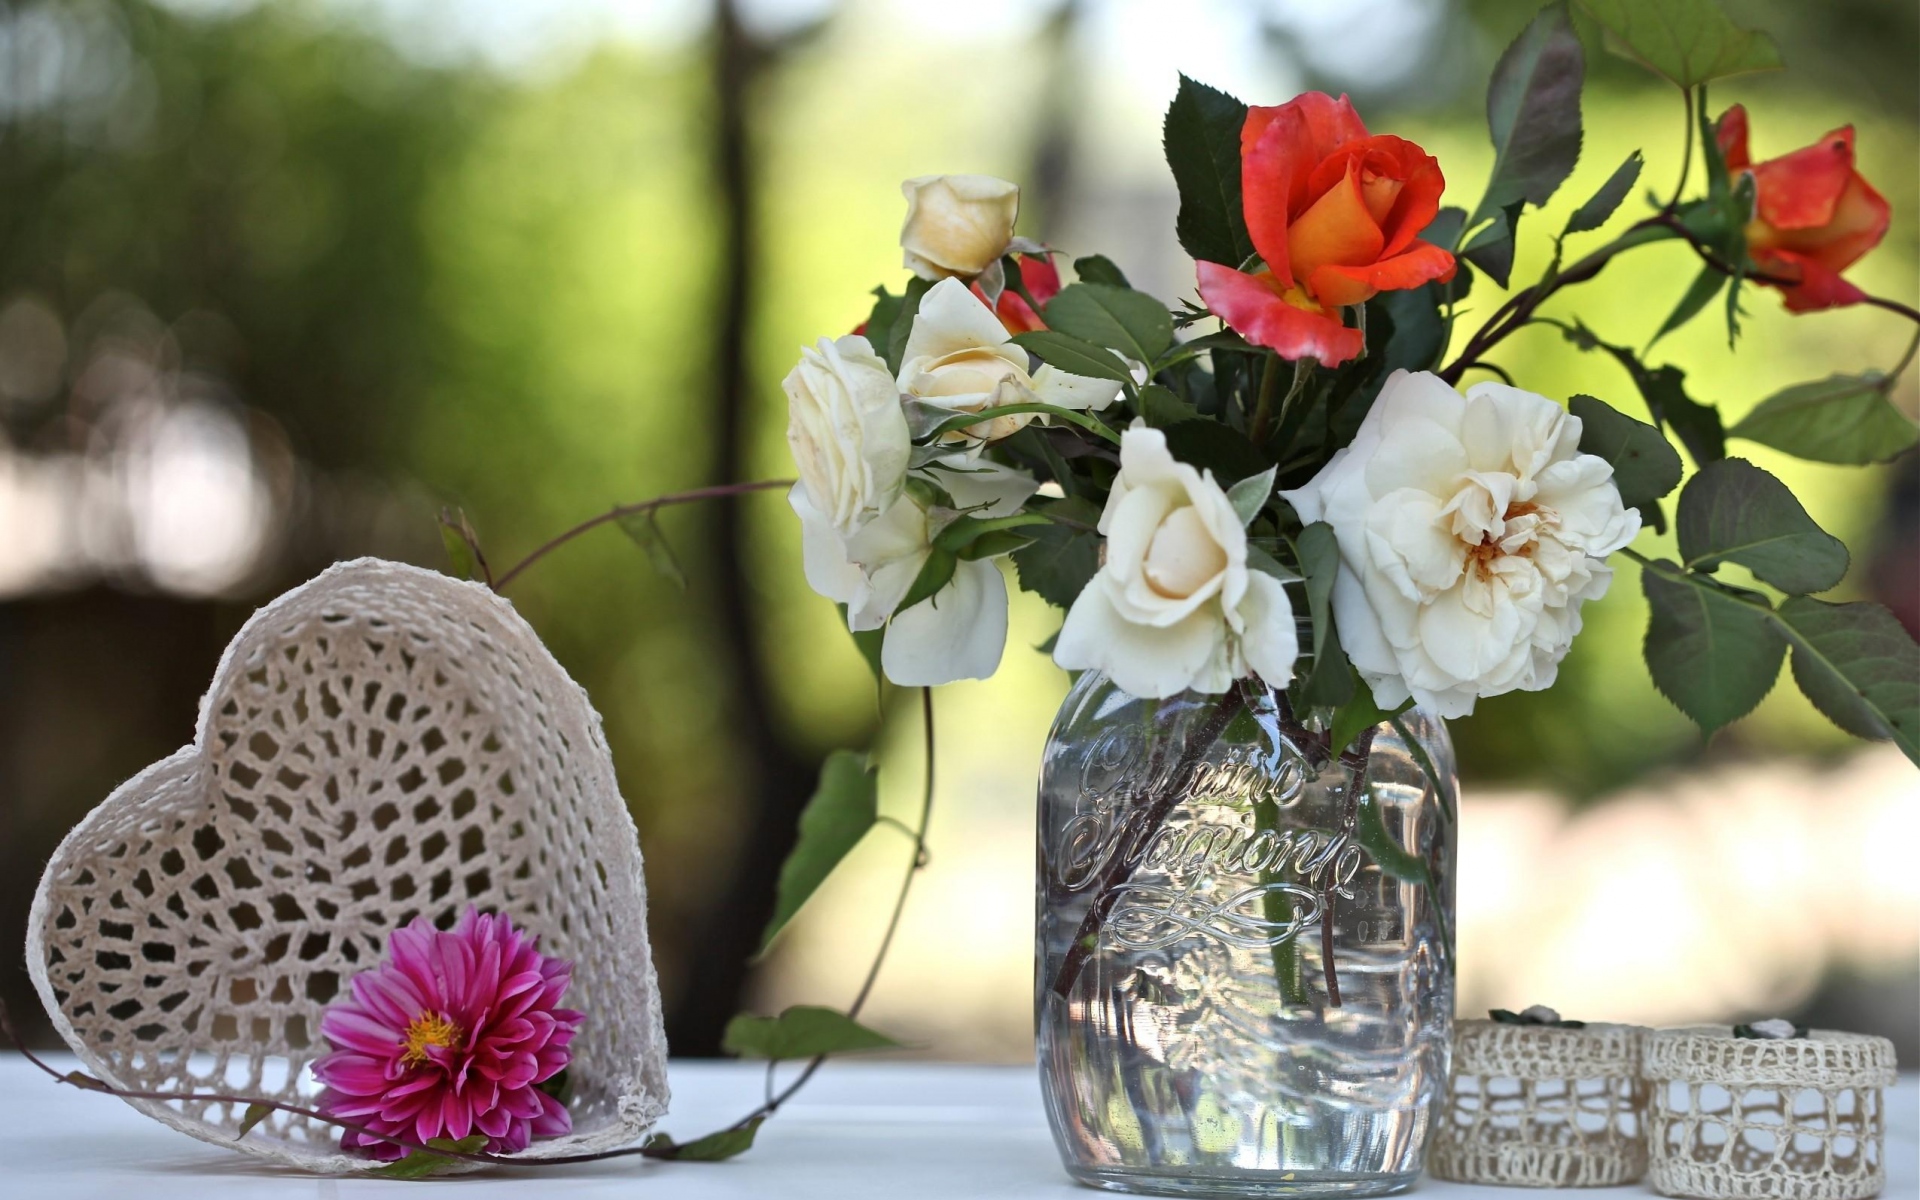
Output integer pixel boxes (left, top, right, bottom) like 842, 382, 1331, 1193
1036, 671, 1456, 1198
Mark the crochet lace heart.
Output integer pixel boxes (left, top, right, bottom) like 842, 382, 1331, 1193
27, 558, 669, 1172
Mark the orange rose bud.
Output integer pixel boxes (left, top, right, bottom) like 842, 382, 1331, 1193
1715, 104, 1891, 313
972, 253, 1061, 335
1198, 92, 1455, 367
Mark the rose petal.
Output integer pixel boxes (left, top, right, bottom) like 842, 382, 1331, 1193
1196, 262, 1364, 366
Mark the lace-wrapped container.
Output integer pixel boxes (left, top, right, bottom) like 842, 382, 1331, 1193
27, 559, 669, 1173
1644, 1027, 1896, 1200
1429, 1019, 1648, 1187
1036, 673, 1456, 1198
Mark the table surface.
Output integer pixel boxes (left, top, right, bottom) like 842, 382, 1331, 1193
0, 1054, 1912, 1200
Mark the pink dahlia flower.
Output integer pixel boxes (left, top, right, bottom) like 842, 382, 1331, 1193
312, 908, 583, 1158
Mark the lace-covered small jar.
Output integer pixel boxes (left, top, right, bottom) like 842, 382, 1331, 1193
1429, 1016, 1648, 1187
1644, 1026, 1896, 1200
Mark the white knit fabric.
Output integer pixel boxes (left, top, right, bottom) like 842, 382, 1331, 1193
26, 559, 669, 1173
1644, 1027, 1895, 1200
1429, 1019, 1649, 1187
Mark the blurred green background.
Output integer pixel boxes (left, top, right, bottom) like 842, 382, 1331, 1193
2, 0, 1914, 1058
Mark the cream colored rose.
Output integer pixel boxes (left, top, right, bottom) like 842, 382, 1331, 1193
791, 458, 1038, 686
784, 334, 910, 535
1054, 426, 1298, 699
900, 174, 1020, 280
1281, 370, 1640, 718
898, 278, 1120, 447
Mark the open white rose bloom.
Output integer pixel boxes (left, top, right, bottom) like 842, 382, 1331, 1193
899, 279, 1121, 447
783, 333, 910, 535
1283, 370, 1640, 718
1054, 426, 1298, 699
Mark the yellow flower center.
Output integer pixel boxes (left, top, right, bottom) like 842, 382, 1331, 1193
399, 1012, 462, 1068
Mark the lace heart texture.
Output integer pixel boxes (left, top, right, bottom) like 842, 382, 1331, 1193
27, 558, 669, 1171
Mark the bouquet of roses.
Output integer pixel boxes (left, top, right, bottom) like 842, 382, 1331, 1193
785, 0, 1917, 756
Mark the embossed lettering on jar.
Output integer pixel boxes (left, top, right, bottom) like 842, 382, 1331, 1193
1035, 673, 1456, 1198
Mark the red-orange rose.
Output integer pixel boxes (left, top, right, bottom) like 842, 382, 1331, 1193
1716, 105, 1890, 313
1197, 92, 1455, 368
972, 253, 1060, 334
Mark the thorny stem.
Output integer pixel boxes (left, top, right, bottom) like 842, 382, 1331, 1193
4, 686, 943, 1168
490, 479, 794, 593
1665, 87, 1695, 213
1250, 352, 1283, 444
1048, 685, 1249, 1000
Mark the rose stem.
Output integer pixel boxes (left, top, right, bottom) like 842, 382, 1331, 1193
1048, 684, 1249, 1001
1319, 724, 1377, 1010
489, 478, 794, 593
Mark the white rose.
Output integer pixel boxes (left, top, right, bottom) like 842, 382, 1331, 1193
900, 174, 1020, 280
791, 458, 1039, 686
1054, 426, 1298, 699
899, 278, 1121, 447
784, 334, 910, 535
1281, 370, 1640, 719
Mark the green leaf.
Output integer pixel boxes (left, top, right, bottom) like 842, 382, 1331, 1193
1569, 393, 1682, 513
1461, 200, 1525, 290
1010, 497, 1103, 608
1073, 254, 1130, 288
1163, 420, 1269, 486
884, 276, 933, 377
1729, 373, 1918, 466
759, 751, 877, 952
836, 604, 886, 685
1640, 559, 1785, 734
237, 1102, 273, 1139
616, 509, 687, 590
1043, 283, 1173, 364
1776, 597, 1920, 763
1647, 265, 1727, 349
933, 512, 1050, 555
1163, 74, 1254, 266
863, 285, 903, 364
370, 1135, 489, 1179
1227, 466, 1277, 526
895, 546, 957, 615
916, 401, 1121, 445
645, 1118, 765, 1162
1293, 521, 1355, 707
437, 507, 484, 582
1576, 0, 1784, 89
1010, 331, 1134, 385
1245, 545, 1303, 584
1677, 459, 1848, 594
59, 1070, 110, 1091
1564, 151, 1644, 234
1138, 383, 1201, 426
722, 1005, 901, 1061
1330, 691, 1412, 758
1471, 1, 1586, 228
1563, 320, 1725, 465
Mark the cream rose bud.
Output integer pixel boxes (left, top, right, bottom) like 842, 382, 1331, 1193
1281, 369, 1640, 719
900, 174, 1020, 280
1054, 426, 1298, 699
899, 278, 1121, 447
784, 334, 910, 535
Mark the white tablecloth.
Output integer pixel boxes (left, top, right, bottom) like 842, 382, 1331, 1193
0, 1054, 1912, 1199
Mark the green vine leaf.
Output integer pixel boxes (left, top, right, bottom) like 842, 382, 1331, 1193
1562, 320, 1725, 465
236, 1102, 273, 1139
1677, 459, 1848, 594
1569, 393, 1681, 515
1728, 373, 1918, 466
1640, 559, 1785, 734
1575, 0, 1783, 90
1471, 1, 1585, 229
616, 509, 687, 590
1777, 597, 1920, 764
1072, 254, 1130, 288
759, 751, 878, 953
1647, 265, 1727, 349
1163, 74, 1253, 267
722, 1005, 901, 1062
645, 1117, 765, 1162
370, 1135, 489, 1179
